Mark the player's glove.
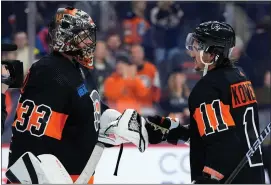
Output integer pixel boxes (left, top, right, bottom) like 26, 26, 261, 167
98, 109, 124, 147
145, 115, 190, 145
145, 115, 171, 144
167, 123, 190, 145
98, 109, 149, 152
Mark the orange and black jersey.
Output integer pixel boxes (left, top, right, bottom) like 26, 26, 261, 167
188, 66, 265, 183
8, 52, 108, 178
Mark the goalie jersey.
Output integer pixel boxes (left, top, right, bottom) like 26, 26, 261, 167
188, 66, 265, 183
8, 52, 107, 182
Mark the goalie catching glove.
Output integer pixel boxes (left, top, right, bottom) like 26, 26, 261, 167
98, 109, 149, 152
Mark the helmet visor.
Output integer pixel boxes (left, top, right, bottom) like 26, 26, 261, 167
185, 33, 206, 51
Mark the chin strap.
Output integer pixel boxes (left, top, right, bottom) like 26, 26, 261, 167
199, 50, 218, 76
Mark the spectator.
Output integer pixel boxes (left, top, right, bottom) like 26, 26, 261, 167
159, 67, 190, 124
255, 70, 271, 182
106, 32, 126, 67
93, 41, 114, 98
245, 16, 271, 86
123, 1, 150, 48
230, 36, 257, 85
103, 54, 148, 113
13, 32, 31, 76
130, 44, 161, 115
150, 1, 184, 65
37, 27, 49, 55
255, 70, 271, 107
246, 16, 271, 61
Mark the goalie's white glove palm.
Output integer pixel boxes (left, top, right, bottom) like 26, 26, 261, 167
98, 109, 149, 152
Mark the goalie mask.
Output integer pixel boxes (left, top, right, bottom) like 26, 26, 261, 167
185, 21, 236, 76
49, 7, 97, 69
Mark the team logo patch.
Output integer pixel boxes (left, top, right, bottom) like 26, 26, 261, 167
77, 84, 88, 97
90, 90, 101, 132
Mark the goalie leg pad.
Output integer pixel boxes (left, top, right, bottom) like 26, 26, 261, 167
6, 152, 73, 184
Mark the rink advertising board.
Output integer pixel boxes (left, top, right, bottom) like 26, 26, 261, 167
1, 144, 270, 184
1, 144, 191, 184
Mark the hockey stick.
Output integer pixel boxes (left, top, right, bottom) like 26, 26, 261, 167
224, 122, 271, 184
74, 142, 105, 184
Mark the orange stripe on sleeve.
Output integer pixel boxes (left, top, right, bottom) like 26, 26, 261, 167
44, 111, 68, 140
220, 103, 235, 127
193, 107, 206, 136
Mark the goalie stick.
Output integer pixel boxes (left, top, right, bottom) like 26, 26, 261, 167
74, 142, 105, 184
224, 122, 271, 184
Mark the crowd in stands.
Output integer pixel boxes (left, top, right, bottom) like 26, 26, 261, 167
1, 1, 270, 140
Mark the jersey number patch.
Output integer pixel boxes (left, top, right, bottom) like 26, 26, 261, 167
199, 99, 234, 136
15, 100, 52, 137
243, 107, 263, 167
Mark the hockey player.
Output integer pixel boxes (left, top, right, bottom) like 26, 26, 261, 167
6, 7, 170, 184
147, 21, 266, 183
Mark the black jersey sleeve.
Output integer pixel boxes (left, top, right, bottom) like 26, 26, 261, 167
13, 62, 71, 140
190, 81, 240, 181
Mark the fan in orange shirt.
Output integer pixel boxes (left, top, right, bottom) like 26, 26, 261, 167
123, 1, 150, 47
130, 45, 161, 114
103, 53, 149, 113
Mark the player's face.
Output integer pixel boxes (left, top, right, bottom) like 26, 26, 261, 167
190, 40, 214, 72
78, 38, 93, 48
76, 30, 95, 49
190, 41, 205, 71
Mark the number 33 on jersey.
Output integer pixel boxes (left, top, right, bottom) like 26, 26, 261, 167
13, 97, 68, 140
13, 89, 101, 140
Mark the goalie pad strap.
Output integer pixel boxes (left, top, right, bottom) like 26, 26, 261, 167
22, 154, 39, 183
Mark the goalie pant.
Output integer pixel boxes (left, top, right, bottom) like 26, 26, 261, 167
187, 66, 265, 183
7, 51, 108, 184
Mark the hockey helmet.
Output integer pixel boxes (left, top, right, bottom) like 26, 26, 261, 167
185, 21, 236, 76
49, 7, 97, 69
186, 21, 235, 58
